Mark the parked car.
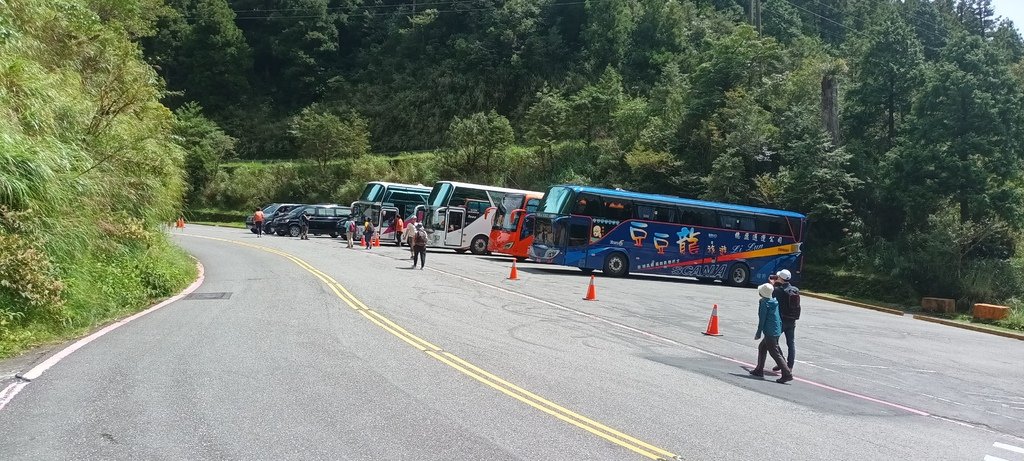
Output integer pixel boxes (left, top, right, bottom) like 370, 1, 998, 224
274, 204, 351, 238
246, 203, 302, 234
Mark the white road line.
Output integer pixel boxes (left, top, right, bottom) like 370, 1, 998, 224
0, 382, 29, 411
994, 442, 1024, 454
0, 261, 205, 412
985, 455, 1009, 461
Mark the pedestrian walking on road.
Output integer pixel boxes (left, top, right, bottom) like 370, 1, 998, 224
253, 209, 265, 238
750, 283, 793, 383
402, 218, 416, 257
299, 211, 310, 240
363, 220, 374, 249
772, 269, 801, 372
346, 219, 357, 248
412, 223, 428, 269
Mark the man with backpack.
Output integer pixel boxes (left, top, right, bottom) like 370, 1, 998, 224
412, 223, 428, 269
772, 269, 801, 372
346, 219, 357, 248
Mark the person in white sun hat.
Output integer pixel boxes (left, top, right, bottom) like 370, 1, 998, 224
750, 282, 793, 383
772, 269, 801, 372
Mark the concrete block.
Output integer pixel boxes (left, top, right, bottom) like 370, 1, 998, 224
921, 297, 956, 314
973, 303, 1010, 321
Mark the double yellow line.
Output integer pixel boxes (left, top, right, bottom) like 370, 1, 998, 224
184, 235, 680, 460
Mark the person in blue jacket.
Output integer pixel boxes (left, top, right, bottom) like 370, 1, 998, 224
750, 282, 793, 383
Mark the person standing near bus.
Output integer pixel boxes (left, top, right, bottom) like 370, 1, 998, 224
412, 223, 428, 269
402, 218, 416, 257
772, 269, 801, 372
750, 283, 793, 383
394, 216, 405, 246
363, 219, 374, 249
346, 218, 357, 248
253, 208, 265, 238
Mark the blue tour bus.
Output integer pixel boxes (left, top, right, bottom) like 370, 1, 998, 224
529, 185, 806, 286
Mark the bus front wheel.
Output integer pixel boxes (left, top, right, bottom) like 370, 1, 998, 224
727, 263, 751, 286
603, 253, 629, 277
470, 236, 489, 255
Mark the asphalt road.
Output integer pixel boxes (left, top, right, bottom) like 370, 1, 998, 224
1, 224, 1022, 460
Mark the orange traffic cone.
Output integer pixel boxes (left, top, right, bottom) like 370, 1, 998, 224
360, 235, 366, 247
373, 235, 380, 247
176, 217, 185, 229
703, 304, 722, 336
583, 275, 597, 301
508, 260, 519, 280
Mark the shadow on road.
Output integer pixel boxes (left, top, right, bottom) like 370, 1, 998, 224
514, 266, 729, 287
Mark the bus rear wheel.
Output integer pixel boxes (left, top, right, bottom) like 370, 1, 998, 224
727, 263, 751, 287
603, 253, 629, 277
470, 236, 489, 255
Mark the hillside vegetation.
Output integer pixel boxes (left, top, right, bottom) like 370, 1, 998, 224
0, 0, 195, 356
157, 0, 1024, 312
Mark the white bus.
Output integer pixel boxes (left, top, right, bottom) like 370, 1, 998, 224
422, 181, 541, 254
350, 181, 431, 244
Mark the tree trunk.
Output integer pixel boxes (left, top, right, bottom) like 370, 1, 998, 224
821, 74, 840, 147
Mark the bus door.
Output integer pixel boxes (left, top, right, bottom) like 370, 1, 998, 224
445, 208, 466, 247
566, 215, 594, 267
413, 205, 426, 224
380, 206, 399, 236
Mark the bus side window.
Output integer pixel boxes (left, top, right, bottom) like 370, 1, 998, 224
680, 206, 715, 227
602, 198, 632, 221
568, 222, 589, 247
465, 200, 489, 221
574, 193, 602, 216
756, 217, 787, 235
719, 214, 741, 230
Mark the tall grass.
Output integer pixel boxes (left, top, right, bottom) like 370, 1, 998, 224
0, 0, 195, 358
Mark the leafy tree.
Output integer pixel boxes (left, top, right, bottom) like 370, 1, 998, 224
845, 7, 925, 154
290, 107, 371, 173
955, 0, 996, 37
173, 103, 236, 206
142, 0, 252, 114
523, 87, 571, 170
583, 0, 640, 70
886, 33, 1024, 228
990, 19, 1024, 63
442, 111, 515, 184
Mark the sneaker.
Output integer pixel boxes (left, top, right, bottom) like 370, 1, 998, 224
749, 369, 764, 377
776, 375, 793, 384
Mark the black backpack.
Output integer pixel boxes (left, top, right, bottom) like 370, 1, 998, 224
784, 286, 801, 320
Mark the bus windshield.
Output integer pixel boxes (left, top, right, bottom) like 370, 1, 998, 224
494, 194, 525, 231
428, 182, 454, 208
359, 183, 385, 202
540, 186, 573, 214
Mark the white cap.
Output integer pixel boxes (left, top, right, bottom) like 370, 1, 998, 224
758, 283, 775, 299
776, 269, 792, 281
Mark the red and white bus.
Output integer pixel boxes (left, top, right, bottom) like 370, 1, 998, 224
488, 192, 544, 260
422, 181, 541, 254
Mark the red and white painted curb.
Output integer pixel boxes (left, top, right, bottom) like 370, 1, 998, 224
0, 261, 206, 411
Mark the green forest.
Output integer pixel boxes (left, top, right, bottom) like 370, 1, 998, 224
152, 0, 1024, 314
2, 0, 1023, 355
